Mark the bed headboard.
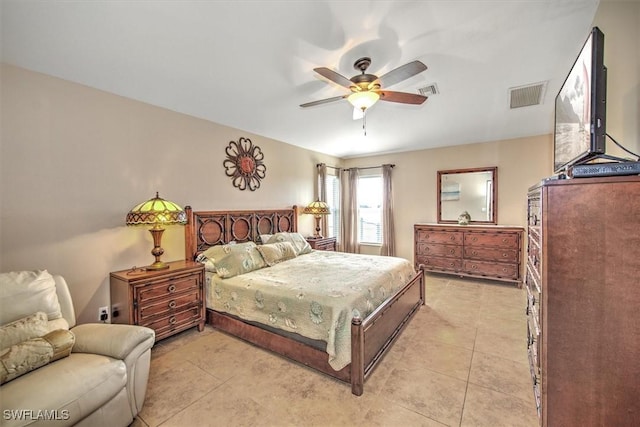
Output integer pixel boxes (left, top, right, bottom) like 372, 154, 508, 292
184, 206, 299, 260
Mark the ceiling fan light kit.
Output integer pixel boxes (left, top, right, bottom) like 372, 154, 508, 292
301, 56, 428, 135
347, 91, 380, 111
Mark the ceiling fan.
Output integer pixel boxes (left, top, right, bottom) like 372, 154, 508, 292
300, 57, 429, 122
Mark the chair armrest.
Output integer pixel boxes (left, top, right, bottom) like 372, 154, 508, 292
71, 323, 155, 359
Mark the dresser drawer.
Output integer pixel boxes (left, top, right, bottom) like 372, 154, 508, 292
420, 256, 462, 272
137, 273, 200, 306
417, 243, 462, 258
462, 259, 518, 280
464, 232, 519, 248
528, 347, 542, 417
416, 230, 463, 245
138, 289, 201, 323
464, 246, 518, 263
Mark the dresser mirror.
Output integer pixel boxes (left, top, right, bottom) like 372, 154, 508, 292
437, 167, 497, 224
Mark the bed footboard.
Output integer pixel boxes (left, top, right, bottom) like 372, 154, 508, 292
350, 268, 425, 395
206, 267, 425, 396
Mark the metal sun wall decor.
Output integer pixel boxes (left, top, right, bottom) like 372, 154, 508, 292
223, 137, 266, 191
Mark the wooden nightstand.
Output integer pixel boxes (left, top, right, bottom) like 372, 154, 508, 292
110, 260, 205, 341
306, 236, 337, 251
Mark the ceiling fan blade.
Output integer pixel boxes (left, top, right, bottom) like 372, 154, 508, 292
377, 60, 427, 88
313, 67, 354, 89
300, 95, 347, 108
378, 90, 428, 105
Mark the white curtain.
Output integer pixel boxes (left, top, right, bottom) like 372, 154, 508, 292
341, 168, 359, 253
380, 164, 396, 256
317, 163, 328, 238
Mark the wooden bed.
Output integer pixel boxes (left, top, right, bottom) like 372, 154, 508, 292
184, 205, 425, 395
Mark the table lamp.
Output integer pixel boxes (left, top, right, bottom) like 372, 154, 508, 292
302, 199, 330, 238
126, 192, 187, 270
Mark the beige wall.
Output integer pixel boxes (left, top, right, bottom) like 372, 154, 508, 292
343, 135, 553, 260
0, 64, 339, 323
1, 0, 636, 324
594, 1, 640, 158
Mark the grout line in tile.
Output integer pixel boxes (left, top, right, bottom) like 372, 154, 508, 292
458, 327, 479, 427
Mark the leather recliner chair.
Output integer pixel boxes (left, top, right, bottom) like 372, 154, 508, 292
0, 272, 155, 427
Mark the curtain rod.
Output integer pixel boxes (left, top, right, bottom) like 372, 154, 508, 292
342, 164, 395, 171
316, 163, 395, 171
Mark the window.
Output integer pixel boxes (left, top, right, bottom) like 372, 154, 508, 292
325, 174, 340, 238
357, 175, 383, 244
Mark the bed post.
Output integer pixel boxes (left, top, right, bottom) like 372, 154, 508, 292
292, 205, 299, 232
351, 316, 364, 396
419, 266, 426, 305
184, 205, 195, 260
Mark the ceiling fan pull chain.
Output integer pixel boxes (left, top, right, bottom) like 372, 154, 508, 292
362, 108, 367, 136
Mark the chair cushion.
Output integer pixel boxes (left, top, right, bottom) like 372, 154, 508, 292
0, 270, 62, 324
0, 353, 126, 427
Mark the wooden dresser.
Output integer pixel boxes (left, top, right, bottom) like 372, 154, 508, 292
526, 175, 640, 426
110, 260, 205, 341
414, 223, 523, 284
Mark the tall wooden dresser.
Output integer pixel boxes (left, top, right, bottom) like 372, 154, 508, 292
525, 175, 640, 426
414, 224, 523, 285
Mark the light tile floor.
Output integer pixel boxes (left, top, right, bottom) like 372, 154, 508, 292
132, 274, 539, 427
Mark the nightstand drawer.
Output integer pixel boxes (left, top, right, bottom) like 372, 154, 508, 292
138, 289, 201, 323
137, 273, 200, 306
306, 237, 336, 251
142, 306, 202, 340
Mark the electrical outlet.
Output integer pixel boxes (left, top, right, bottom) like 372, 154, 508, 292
98, 306, 109, 322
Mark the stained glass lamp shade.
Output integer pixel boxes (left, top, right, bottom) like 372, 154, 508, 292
302, 200, 330, 238
126, 192, 187, 270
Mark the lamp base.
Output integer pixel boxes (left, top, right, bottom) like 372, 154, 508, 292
146, 226, 169, 271
145, 261, 170, 271
313, 216, 323, 239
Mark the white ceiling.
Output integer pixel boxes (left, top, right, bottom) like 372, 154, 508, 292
1, 0, 602, 158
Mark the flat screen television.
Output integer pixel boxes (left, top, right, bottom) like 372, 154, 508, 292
553, 27, 607, 174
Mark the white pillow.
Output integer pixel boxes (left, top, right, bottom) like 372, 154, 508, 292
0, 270, 63, 325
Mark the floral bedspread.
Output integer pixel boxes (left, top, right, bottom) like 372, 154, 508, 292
205, 250, 416, 370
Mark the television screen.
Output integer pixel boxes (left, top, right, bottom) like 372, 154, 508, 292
553, 27, 606, 173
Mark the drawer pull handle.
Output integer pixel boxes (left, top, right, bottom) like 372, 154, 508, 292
502, 253, 509, 258
168, 284, 176, 293
471, 265, 477, 269
450, 235, 456, 240
169, 316, 177, 325
168, 300, 177, 309
449, 249, 455, 254
502, 238, 508, 243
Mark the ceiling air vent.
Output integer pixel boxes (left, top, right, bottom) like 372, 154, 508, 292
509, 81, 547, 109
418, 83, 439, 97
